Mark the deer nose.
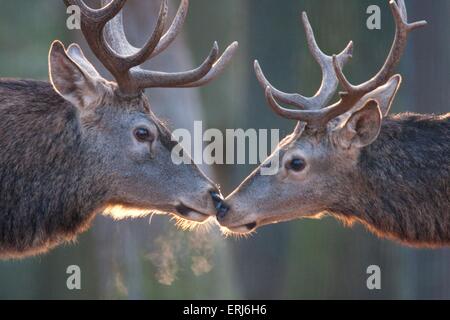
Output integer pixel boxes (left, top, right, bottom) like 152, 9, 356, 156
210, 191, 229, 219
210, 191, 222, 206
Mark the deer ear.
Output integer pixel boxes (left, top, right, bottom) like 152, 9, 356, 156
66, 43, 101, 79
336, 100, 382, 149
354, 75, 402, 117
48, 40, 104, 109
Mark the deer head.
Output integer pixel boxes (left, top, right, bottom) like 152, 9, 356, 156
218, 0, 426, 234
53, 0, 237, 222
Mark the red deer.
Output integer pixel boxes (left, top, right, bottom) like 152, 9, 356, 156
217, 0, 450, 247
0, 0, 237, 259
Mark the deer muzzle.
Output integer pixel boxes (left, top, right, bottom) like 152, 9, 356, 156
211, 191, 230, 220
171, 187, 223, 223
215, 199, 259, 234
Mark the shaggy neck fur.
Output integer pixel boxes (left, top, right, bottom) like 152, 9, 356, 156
0, 79, 110, 258
331, 113, 450, 247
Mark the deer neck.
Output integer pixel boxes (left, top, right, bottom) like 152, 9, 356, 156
0, 80, 110, 256
330, 113, 450, 247
51, 111, 112, 227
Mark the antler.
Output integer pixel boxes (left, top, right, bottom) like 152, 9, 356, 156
259, 0, 426, 127
255, 12, 353, 110
63, 0, 238, 95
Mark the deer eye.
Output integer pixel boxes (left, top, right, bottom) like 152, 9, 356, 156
287, 158, 306, 172
134, 127, 152, 142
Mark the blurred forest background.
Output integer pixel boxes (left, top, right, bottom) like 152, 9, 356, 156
0, 0, 449, 299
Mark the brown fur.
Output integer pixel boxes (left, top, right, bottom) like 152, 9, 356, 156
0, 78, 217, 259
0, 79, 109, 258
222, 112, 450, 247
331, 113, 450, 246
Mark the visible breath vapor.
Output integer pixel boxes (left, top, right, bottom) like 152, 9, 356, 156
147, 220, 220, 285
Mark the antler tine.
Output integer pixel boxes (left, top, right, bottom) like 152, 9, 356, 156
265, 86, 317, 122
129, 0, 238, 88
332, 0, 427, 96
264, 0, 426, 127
254, 60, 311, 108
176, 41, 239, 88
64, 0, 126, 24
264, 85, 356, 126
301, 12, 354, 108
397, 0, 408, 21
150, 0, 190, 59
131, 42, 220, 88
102, 0, 168, 69
65, 0, 237, 93
255, 12, 353, 110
